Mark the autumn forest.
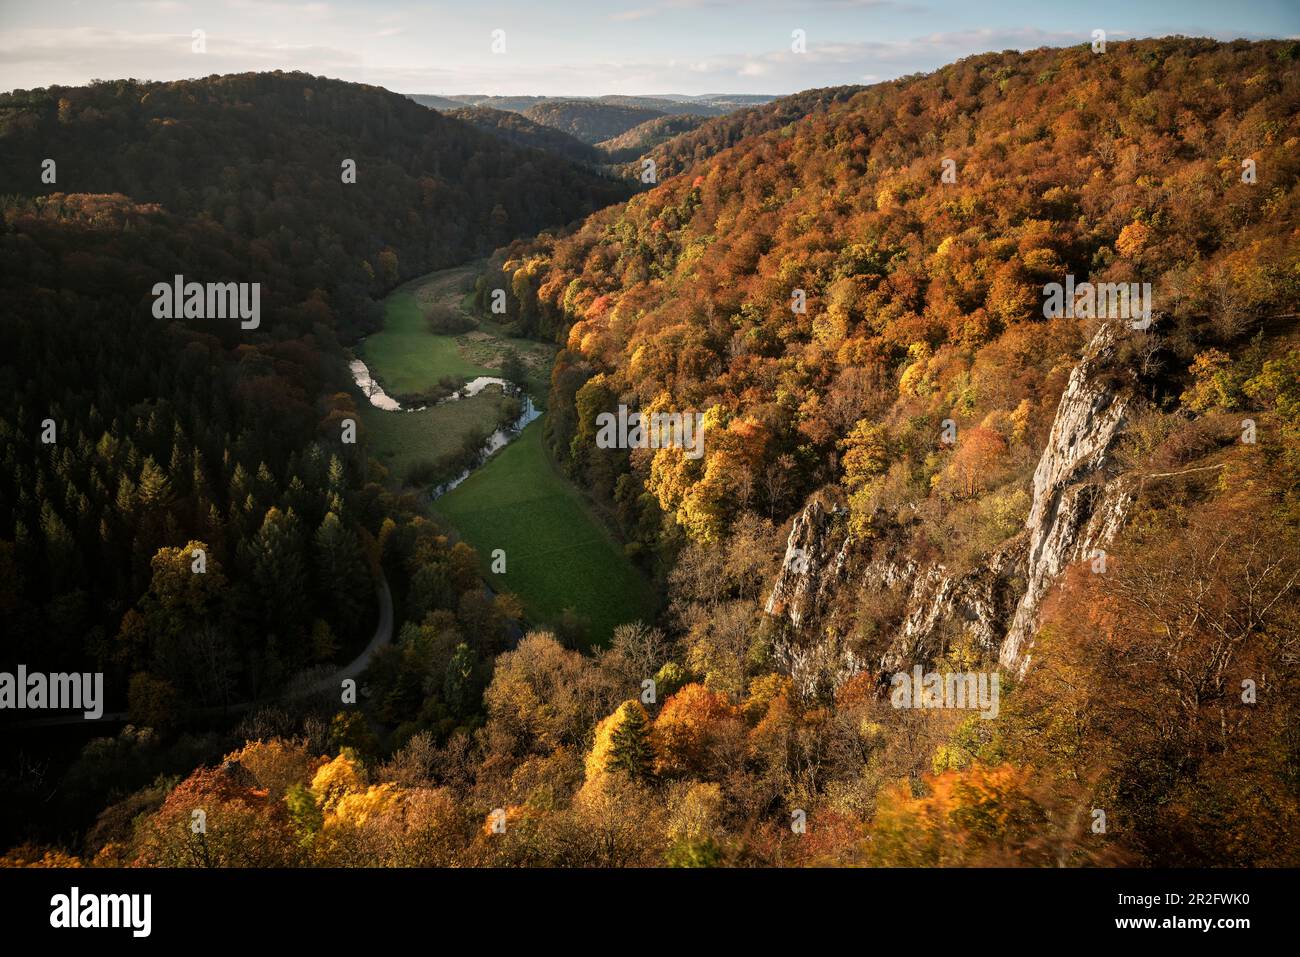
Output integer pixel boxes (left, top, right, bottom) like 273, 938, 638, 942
1, 29, 1298, 886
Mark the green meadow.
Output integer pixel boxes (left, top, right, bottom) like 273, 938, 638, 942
359, 265, 555, 401
357, 265, 656, 646
432, 418, 658, 647
357, 265, 548, 484
358, 391, 513, 486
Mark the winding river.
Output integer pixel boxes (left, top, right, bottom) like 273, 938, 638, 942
348, 355, 541, 497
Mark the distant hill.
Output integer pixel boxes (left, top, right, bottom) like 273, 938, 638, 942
0, 72, 633, 312
597, 113, 708, 163
642, 85, 865, 179
406, 94, 550, 112
679, 93, 777, 108
443, 94, 551, 112
447, 106, 604, 166
521, 99, 667, 144
593, 95, 724, 117
406, 93, 465, 110
405, 92, 771, 118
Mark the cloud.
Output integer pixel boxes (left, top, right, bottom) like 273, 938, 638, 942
606, 0, 918, 13
224, 0, 333, 18
0, 27, 360, 88
1, 15, 1289, 98
118, 1, 189, 12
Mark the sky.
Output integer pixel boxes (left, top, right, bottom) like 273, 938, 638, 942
1, 0, 1297, 97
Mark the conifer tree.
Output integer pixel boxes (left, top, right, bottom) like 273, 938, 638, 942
313, 511, 369, 635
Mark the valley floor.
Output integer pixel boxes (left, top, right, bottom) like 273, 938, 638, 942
359, 264, 657, 645
433, 416, 658, 647
361, 265, 554, 400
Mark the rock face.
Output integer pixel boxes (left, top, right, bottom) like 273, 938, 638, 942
764, 499, 846, 627
764, 499, 1022, 695
764, 322, 1138, 692
765, 499, 860, 697
997, 323, 1133, 674
875, 542, 1025, 673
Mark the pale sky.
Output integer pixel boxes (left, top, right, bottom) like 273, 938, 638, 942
1, 0, 1297, 97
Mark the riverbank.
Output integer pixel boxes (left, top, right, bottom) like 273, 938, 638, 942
355, 364, 528, 488
353, 263, 656, 648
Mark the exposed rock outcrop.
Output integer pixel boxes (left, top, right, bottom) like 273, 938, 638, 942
764, 321, 1141, 693
876, 541, 1025, 672
764, 499, 861, 697
764, 498, 847, 627
765, 500, 1021, 696
997, 323, 1135, 673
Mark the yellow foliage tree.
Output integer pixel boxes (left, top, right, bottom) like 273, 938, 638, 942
1116, 221, 1152, 258
329, 783, 405, 829
840, 419, 890, 490
864, 764, 1050, 866
311, 752, 365, 813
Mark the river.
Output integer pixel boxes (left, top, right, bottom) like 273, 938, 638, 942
348, 355, 541, 497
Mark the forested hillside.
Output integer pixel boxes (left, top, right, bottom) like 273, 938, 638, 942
5, 39, 1299, 870
446, 106, 604, 166
0, 72, 630, 849
642, 85, 866, 179
493, 39, 1297, 546
521, 100, 667, 144
598, 114, 708, 163
0, 72, 630, 338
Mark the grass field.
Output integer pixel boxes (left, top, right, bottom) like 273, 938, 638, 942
359, 264, 657, 646
360, 266, 555, 401
433, 417, 659, 647
359, 390, 513, 486
357, 265, 548, 484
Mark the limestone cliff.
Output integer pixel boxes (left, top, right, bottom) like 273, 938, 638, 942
765, 321, 1141, 693
997, 323, 1135, 673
